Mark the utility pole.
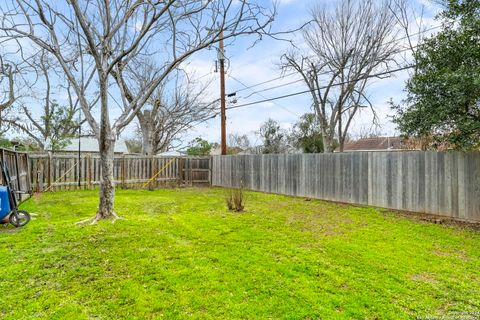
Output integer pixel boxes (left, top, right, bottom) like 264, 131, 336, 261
218, 30, 227, 155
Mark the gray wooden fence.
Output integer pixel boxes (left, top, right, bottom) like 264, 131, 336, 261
29, 153, 211, 192
212, 152, 480, 222
0, 148, 31, 201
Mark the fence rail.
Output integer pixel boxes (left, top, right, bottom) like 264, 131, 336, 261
0, 148, 31, 202
29, 153, 211, 192
212, 152, 480, 222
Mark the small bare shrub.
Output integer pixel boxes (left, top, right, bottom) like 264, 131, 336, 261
225, 188, 244, 212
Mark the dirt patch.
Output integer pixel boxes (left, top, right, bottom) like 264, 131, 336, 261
408, 272, 439, 284
240, 189, 480, 231
381, 209, 480, 231
142, 199, 177, 215
432, 247, 469, 261
0, 224, 20, 233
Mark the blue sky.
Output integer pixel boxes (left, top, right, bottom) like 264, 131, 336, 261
168, 0, 443, 148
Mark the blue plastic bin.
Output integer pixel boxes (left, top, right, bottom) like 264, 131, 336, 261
0, 186, 11, 220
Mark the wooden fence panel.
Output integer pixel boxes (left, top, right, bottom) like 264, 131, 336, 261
0, 148, 31, 202
212, 152, 480, 222
29, 153, 211, 191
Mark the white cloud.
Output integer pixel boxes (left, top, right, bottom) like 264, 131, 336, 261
277, 0, 299, 5
416, 0, 443, 15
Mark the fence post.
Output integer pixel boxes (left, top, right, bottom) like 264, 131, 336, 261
176, 158, 180, 186
189, 158, 193, 186
121, 154, 126, 189
38, 157, 44, 192
179, 158, 184, 185
209, 157, 212, 186
151, 156, 157, 190
47, 152, 53, 191
33, 157, 39, 192
24, 153, 32, 194
14, 152, 19, 187
88, 155, 93, 189
13, 152, 21, 201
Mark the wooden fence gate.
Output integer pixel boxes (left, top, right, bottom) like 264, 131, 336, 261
0, 148, 31, 201
29, 153, 211, 192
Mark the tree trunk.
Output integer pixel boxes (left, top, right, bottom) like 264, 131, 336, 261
338, 114, 344, 152
96, 139, 116, 219
141, 125, 154, 156
139, 111, 155, 156
95, 71, 117, 221
338, 133, 346, 153
322, 132, 335, 153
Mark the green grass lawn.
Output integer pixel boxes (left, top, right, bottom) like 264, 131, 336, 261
0, 188, 479, 319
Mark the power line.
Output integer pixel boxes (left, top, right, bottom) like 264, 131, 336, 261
231, 43, 419, 98
197, 71, 214, 80
228, 71, 299, 95
108, 91, 124, 109
227, 24, 441, 95
227, 74, 300, 116
227, 65, 414, 110
198, 50, 419, 122
241, 78, 305, 99
193, 24, 444, 126
225, 36, 428, 103
192, 63, 415, 127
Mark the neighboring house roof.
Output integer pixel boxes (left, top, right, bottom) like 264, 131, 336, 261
237, 147, 260, 155
209, 146, 244, 155
45, 137, 129, 153
337, 137, 406, 152
156, 150, 186, 156
210, 146, 222, 156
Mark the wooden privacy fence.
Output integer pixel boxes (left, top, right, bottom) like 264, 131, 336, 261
212, 152, 480, 222
29, 153, 211, 192
0, 148, 31, 202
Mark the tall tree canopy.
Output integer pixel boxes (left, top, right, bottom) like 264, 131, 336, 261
392, 0, 480, 150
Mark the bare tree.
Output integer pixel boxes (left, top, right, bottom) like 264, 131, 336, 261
389, 0, 428, 65
127, 61, 215, 155
137, 85, 215, 155
0, 0, 275, 223
228, 132, 251, 151
0, 57, 15, 112
0, 58, 15, 136
355, 125, 385, 140
0, 51, 92, 149
281, 0, 398, 152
